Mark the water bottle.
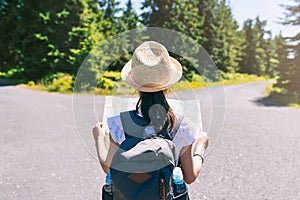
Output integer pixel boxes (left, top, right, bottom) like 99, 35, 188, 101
172, 167, 187, 197
102, 172, 113, 200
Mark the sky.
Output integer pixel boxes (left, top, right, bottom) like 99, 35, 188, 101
119, 0, 298, 37
229, 0, 297, 36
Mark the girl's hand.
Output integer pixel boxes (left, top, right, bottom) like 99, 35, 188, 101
92, 122, 103, 142
193, 132, 209, 155
92, 122, 110, 162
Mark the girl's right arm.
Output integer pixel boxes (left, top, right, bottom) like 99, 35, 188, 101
179, 132, 209, 184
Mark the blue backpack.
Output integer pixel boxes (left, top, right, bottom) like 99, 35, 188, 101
107, 110, 189, 200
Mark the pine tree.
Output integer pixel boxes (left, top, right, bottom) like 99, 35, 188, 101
0, 0, 127, 82
276, 1, 300, 101
141, 0, 202, 39
274, 34, 290, 80
0, 0, 85, 81
263, 32, 280, 77
68, 0, 108, 70
102, 0, 122, 35
119, 0, 139, 31
140, 0, 241, 78
212, 0, 240, 72
140, 0, 204, 78
238, 17, 272, 76
253, 17, 268, 75
238, 19, 255, 74
141, 0, 173, 27
197, 0, 218, 55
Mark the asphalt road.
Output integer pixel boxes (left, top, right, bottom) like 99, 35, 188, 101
1, 81, 300, 200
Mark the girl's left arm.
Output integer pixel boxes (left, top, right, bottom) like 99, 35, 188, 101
92, 124, 119, 173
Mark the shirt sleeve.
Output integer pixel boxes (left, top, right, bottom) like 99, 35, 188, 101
107, 115, 125, 145
172, 117, 201, 155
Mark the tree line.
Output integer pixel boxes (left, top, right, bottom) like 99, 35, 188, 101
0, 0, 299, 101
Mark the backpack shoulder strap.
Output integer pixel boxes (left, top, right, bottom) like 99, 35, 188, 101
120, 110, 149, 139
120, 110, 184, 140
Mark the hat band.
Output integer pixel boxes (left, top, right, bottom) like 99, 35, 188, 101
130, 75, 162, 90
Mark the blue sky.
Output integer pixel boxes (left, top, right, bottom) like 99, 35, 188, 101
119, 0, 297, 37
229, 0, 296, 36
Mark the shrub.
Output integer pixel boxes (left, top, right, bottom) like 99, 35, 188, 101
40, 72, 74, 93
102, 71, 121, 81
27, 81, 35, 86
98, 77, 117, 90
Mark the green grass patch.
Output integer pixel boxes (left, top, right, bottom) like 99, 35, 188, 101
21, 71, 134, 95
172, 72, 267, 91
19, 72, 75, 94
18, 70, 300, 110
220, 72, 268, 85
265, 82, 300, 108
172, 81, 206, 91
21, 71, 269, 95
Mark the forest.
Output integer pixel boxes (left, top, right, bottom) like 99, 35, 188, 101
0, 0, 299, 105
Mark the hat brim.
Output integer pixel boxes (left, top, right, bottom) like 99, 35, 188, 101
121, 57, 182, 92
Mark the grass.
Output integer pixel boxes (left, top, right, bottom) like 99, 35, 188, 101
18, 83, 74, 94
220, 72, 268, 85
264, 82, 300, 108
16, 71, 269, 95
1, 70, 272, 95
172, 72, 268, 91
4, 69, 298, 109
19, 73, 300, 110
18, 73, 74, 94
17, 71, 134, 95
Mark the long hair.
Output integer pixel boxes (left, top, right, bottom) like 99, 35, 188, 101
135, 90, 177, 133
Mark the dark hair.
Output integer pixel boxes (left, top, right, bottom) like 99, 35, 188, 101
136, 90, 177, 132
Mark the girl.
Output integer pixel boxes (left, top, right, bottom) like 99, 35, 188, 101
93, 41, 209, 184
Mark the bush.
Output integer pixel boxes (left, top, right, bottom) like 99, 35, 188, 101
27, 81, 35, 86
39, 72, 74, 93
102, 71, 121, 81
24, 70, 270, 95
96, 71, 121, 90
266, 82, 300, 108
98, 77, 117, 90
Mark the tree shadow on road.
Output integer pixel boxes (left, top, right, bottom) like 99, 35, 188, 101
0, 81, 14, 87
0, 78, 23, 87
252, 97, 285, 107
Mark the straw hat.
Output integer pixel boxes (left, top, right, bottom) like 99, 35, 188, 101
121, 41, 182, 92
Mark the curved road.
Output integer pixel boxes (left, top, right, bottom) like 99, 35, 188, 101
0, 81, 299, 199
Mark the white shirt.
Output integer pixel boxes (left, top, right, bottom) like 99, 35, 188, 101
107, 112, 198, 159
